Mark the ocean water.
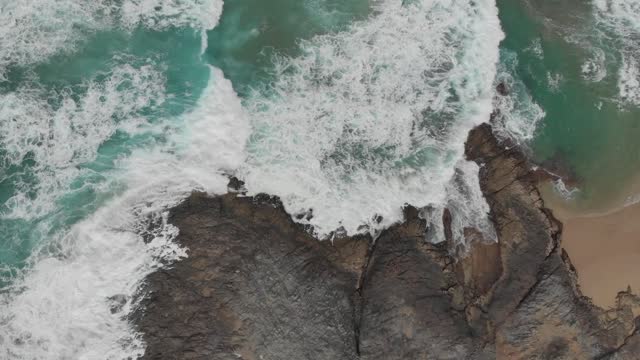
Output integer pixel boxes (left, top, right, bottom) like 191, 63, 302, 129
0, 0, 638, 358
496, 0, 640, 210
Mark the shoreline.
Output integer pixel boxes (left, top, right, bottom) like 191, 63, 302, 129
540, 178, 640, 220
540, 181, 640, 309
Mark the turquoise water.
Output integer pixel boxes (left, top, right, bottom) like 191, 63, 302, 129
497, 0, 640, 209
0, 26, 209, 277
205, 0, 370, 94
0, 0, 639, 357
0, 1, 380, 357
0, 0, 368, 281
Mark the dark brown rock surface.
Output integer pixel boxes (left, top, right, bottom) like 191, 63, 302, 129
465, 125, 640, 359
135, 124, 640, 360
135, 193, 368, 360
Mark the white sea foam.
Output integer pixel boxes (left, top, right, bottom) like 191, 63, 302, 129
492, 50, 545, 143
240, 0, 504, 245
581, 47, 607, 82
593, 0, 640, 106
0, 197, 183, 359
124, 66, 250, 199
121, 0, 223, 31
594, 0, 640, 34
0, 0, 113, 79
442, 160, 496, 245
0, 63, 166, 221
0, 66, 249, 358
618, 55, 640, 105
1, 0, 505, 356
546, 72, 564, 93
0, 0, 222, 79
552, 178, 580, 200
525, 38, 544, 59
0, 0, 245, 355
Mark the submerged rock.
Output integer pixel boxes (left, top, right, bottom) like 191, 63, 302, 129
496, 82, 509, 96
134, 124, 640, 359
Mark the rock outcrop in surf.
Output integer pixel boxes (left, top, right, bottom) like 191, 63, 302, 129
134, 124, 640, 359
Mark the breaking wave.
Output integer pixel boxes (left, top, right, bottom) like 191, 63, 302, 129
240, 0, 504, 244
0, 0, 508, 357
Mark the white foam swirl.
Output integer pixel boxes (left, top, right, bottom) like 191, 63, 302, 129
618, 54, 640, 105
241, 0, 504, 244
0, 0, 223, 79
594, 0, 640, 106
0, 66, 249, 359
0, 0, 112, 80
0, 63, 166, 221
121, 0, 223, 31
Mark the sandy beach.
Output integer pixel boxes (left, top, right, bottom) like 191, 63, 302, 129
541, 183, 640, 308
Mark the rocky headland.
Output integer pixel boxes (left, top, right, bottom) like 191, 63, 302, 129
133, 124, 640, 359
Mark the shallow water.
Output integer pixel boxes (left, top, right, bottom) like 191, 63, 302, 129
496, 0, 640, 211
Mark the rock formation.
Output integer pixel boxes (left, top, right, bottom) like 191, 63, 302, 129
134, 124, 640, 359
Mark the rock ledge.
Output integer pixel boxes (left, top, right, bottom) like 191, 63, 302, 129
134, 124, 640, 360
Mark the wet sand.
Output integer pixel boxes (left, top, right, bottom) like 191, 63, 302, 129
541, 184, 640, 309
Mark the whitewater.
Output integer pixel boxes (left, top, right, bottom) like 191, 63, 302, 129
593, 0, 640, 105
0, 0, 508, 358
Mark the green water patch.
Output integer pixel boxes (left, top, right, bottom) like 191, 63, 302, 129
498, 0, 640, 209
0, 26, 210, 280
24, 27, 209, 115
0, 0, 373, 283
205, 0, 371, 95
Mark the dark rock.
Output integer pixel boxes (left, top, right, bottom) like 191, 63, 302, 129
357, 209, 492, 359
465, 124, 640, 359
455, 235, 502, 301
135, 192, 369, 360
293, 208, 314, 221
135, 123, 640, 360
496, 82, 509, 96
226, 176, 246, 193
465, 123, 560, 328
442, 207, 454, 247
